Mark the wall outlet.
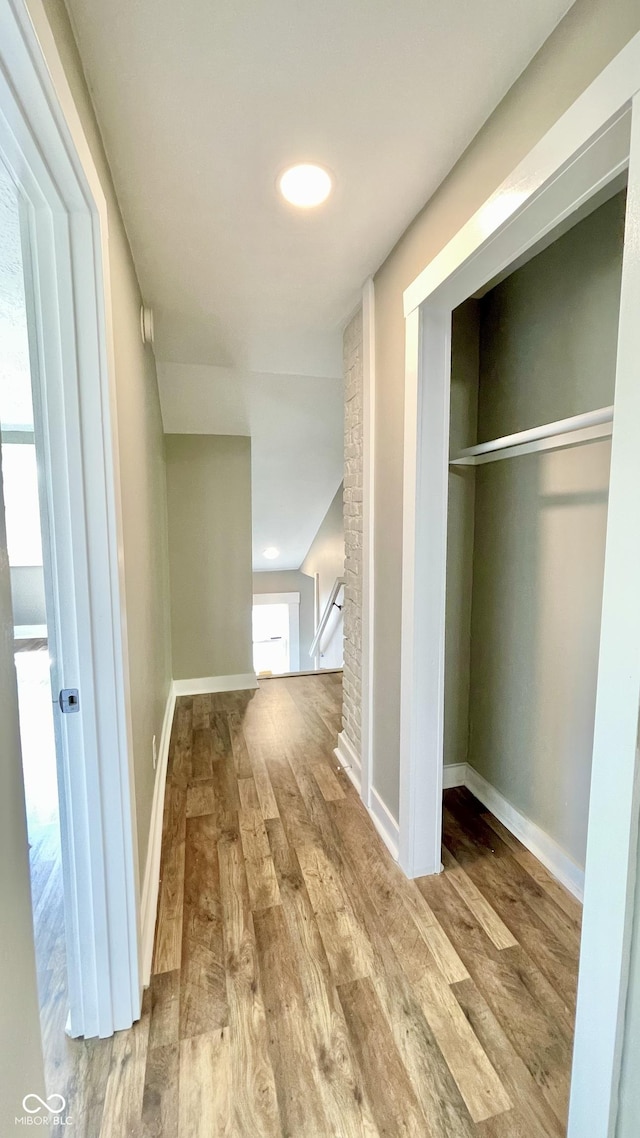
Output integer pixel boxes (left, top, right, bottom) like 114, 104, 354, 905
152, 734, 157, 771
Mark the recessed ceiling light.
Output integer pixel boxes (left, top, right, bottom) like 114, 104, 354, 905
263, 546, 279, 560
278, 164, 332, 208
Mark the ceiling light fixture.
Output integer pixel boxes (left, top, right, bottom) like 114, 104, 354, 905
263, 546, 279, 560
278, 163, 332, 208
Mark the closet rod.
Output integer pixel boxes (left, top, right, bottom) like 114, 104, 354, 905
450, 405, 613, 467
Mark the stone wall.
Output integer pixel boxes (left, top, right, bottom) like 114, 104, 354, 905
342, 308, 363, 755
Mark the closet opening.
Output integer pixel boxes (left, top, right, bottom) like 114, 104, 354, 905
441, 176, 627, 1131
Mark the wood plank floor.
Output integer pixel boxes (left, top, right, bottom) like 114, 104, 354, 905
54, 672, 582, 1136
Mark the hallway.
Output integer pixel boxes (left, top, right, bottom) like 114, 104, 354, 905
68, 672, 579, 1137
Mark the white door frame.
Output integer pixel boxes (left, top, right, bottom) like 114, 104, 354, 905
0, 0, 140, 1036
401, 32, 640, 1138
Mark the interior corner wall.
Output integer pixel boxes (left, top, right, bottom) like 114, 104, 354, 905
36, 0, 172, 874
342, 308, 363, 754
166, 435, 253, 681
371, 0, 640, 822
252, 569, 315, 664
301, 482, 345, 669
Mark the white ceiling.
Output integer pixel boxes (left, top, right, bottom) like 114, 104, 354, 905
158, 364, 343, 571
65, 0, 573, 564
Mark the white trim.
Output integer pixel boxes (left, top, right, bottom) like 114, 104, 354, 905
369, 787, 400, 862
139, 684, 175, 986
253, 592, 300, 605
360, 278, 375, 809
398, 30, 640, 1138
335, 730, 362, 793
261, 667, 343, 680
172, 673, 258, 696
443, 763, 468, 790
0, 0, 141, 1037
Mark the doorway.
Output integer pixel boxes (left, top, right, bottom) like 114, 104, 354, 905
0, 0, 142, 1066
0, 163, 66, 1080
252, 591, 301, 675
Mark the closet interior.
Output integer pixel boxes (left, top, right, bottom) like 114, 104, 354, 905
444, 179, 627, 898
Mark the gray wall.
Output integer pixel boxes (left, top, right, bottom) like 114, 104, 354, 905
166, 435, 253, 681
10, 566, 45, 627
371, 0, 640, 820
252, 569, 315, 666
301, 483, 345, 668
467, 193, 623, 867
38, 0, 173, 875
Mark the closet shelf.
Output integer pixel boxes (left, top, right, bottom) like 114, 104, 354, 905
449, 405, 613, 467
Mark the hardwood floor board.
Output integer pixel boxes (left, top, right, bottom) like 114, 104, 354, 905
452, 977, 565, 1138
179, 936, 229, 1039
98, 991, 151, 1138
191, 727, 214, 781
441, 846, 518, 951
238, 775, 261, 812
211, 711, 233, 760
253, 905, 330, 1138
140, 1042, 179, 1138
239, 813, 282, 912
185, 781, 216, 818
228, 709, 254, 778
170, 701, 193, 786
154, 836, 186, 974
266, 817, 379, 1138
418, 870, 573, 1124
311, 758, 346, 801
385, 909, 510, 1123
249, 744, 281, 820
148, 969, 180, 1050
337, 976, 433, 1138
191, 695, 210, 731
178, 1029, 231, 1138
218, 834, 282, 1138
296, 841, 376, 984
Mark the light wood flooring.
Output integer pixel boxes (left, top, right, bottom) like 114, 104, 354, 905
50, 672, 582, 1136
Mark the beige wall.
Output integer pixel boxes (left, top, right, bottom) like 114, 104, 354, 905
301, 483, 345, 668
0, 459, 45, 1123
166, 435, 253, 680
372, 0, 640, 819
252, 569, 315, 666
35, 2, 173, 874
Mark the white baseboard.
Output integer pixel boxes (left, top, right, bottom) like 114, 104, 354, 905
369, 787, 400, 862
172, 672, 258, 696
443, 763, 467, 789
140, 683, 176, 987
448, 763, 584, 901
335, 731, 362, 793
